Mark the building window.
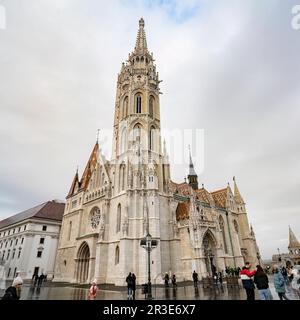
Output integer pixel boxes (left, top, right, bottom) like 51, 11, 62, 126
18, 227, 21, 232
12, 250, 15, 259
149, 126, 155, 151
21, 238, 24, 244
115, 246, 120, 265
37, 251, 42, 258
42, 226, 47, 231
7, 268, 11, 278
116, 204, 121, 233
15, 239, 18, 245
18, 250, 21, 259
6, 250, 10, 259
8, 230, 10, 236
219, 216, 228, 254
68, 221, 72, 241
40, 238, 45, 245
149, 96, 154, 117
135, 93, 142, 113
13, 267, 17, 278
24, 225, 26, 231
123, 96, 128, 118
13, 229, 15, 234
120, 128, 126, 154
133, 123, 141, 141
10, 240, 13, 246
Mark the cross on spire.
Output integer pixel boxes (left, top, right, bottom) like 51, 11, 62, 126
96, 129, 100, 143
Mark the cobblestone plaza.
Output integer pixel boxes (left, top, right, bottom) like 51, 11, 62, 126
1, 276, 299, 300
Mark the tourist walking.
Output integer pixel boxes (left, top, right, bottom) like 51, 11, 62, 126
192, 270, 198, 287
126, 272, 134, 299
131, 273, 136, 300
218, 271, 223, 285
273, 265, 289, 300
1, 276, 23, 300
171, 274, 177, 288
253, 265, 273, 300
240, 262, 256, 300
164, 272, 170, 287
88, 279, 98, 300
37, 273, 44, 287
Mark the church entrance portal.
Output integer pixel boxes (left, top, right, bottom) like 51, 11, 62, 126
76, 242, 90, 283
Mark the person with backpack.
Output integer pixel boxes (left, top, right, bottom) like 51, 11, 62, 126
253, 265, 273, 300
88, 279, 98, 300
1, 276, 23, 300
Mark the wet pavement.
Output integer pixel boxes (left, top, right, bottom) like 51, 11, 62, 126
0, 276, 299, 300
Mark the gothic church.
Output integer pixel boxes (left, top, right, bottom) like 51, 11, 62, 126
54, 19, 260, 285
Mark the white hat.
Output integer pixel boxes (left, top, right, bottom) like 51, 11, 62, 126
12, 276, 23, 286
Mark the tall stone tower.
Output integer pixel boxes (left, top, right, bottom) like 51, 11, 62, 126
233, 177, 260, 265
108, 18, 172, 284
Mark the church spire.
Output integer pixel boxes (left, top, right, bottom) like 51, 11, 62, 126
187, 145, 198, 190
67, 168, 79, 198
134, 18, 148, 53
233, 176, 244, 204
288, 226, 300, 249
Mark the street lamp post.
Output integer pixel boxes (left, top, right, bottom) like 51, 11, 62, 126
146, 233, 152, 299
140, 233, 158, 300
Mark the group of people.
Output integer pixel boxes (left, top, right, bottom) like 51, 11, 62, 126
241, 262, 300, 300
32, 273, 47, 287
126, 272, 136, 299
164, 273, 177, 287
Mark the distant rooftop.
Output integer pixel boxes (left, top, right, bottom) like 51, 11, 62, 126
0, 200, 65, 230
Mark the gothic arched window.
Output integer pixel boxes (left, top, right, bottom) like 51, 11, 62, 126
120, 128, 126, 154
135, 93, 142, 113
149, 96, 154, 117
234, 220, 239, 233
150, 126, 155, 151
115, 246, 119, 265
219, 215, 228, 254
119, 165, 125, 192
123, 96, 128, 118
133, 123, 141, 141
116, 204, 121, 233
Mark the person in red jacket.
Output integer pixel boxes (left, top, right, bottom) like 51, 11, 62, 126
240, 262, 257, 300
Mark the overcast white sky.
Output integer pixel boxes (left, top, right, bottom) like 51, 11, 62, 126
0, 0, 299, 260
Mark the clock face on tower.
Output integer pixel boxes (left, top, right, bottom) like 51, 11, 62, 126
90, 207, 101, 229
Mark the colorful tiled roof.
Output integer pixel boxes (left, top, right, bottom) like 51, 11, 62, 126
211, 188, 227, 208
176, 202, 190, 221
79, 142, 99, 192
196, 188, 211, 204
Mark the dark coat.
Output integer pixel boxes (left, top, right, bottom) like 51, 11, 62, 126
254, 272, 269, 290
1, 286, 20, 300
126, 275, 133, 289
131, 274, 136, 290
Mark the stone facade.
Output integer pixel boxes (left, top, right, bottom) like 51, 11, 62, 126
53, 19, 260, 286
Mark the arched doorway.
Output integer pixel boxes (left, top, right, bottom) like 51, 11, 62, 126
202, 231, 217, 276
76, 242, 90, 283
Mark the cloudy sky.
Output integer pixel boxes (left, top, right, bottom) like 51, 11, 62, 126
0, 0, 299, 259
